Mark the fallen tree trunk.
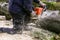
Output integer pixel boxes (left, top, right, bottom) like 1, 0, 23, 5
36, 10, 60, 34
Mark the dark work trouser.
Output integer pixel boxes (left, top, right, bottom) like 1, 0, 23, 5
10, 12, 31, 31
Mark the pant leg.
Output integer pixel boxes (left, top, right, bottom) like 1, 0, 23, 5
10, 12, 24, 31
22, 12, 31, 30
10, 11, 31, 31
13, 16, 23, 30
24, 12, 31, 25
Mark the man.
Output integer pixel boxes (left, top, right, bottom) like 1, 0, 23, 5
9, 0, 46, 34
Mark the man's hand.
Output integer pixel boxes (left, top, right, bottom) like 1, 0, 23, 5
39, 1, 47, 11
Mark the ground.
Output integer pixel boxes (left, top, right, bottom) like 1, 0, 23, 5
0, 20, 33, 40
0, 32, 33, 40
0, 10, 60, 40
0, 20, 58, 40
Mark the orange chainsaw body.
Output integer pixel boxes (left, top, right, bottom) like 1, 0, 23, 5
34, 7, 43, 16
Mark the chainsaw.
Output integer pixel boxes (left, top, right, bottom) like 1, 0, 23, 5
31, 7, 44, 20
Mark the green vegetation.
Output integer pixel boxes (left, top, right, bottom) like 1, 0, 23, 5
5, 14, 12, 20
0, 0, 7, 2
33, 1, 60, 10
41, 0, 46, 2
31, 31, 58, 40
32, 31, 48, 40
43, 2, 60, 10
54, 2, 60, 10
0, 11, 12, 20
